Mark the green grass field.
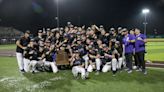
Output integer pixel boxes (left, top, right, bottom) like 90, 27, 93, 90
0, 41, 164, 92
0, 57, 164, 92
145, 42, 164, 61
0, 44, 16, 50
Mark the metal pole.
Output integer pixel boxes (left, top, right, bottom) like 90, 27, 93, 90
56, 0, 59, 28
144, 14, 147, 35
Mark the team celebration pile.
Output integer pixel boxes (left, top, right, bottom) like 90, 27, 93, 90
16, 22, 147, 80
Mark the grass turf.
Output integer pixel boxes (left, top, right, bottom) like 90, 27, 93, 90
145, 42, 164, 61
0, 44, 16, 50
0, 57, 164, 92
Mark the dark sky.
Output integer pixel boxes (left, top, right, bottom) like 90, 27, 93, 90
0, 0, 164, 34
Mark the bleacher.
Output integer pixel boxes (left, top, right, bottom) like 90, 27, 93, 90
0, 27, 23, 44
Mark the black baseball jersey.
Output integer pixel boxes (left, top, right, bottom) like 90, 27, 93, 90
116, 34, 124, 44
97, 48, 105, 56
73, 58, 85, 66
44, 48, 56, 62
115, 45, 123, 57
47, 36, 56, 44
24, 46, 38, 60
38, 47, 44, 60
76, 44, 88, 57
16, 36, 30, 53
24, 47, 31, 59
34, 36, 43, 44
99, 35, 110, 45
104, 49, 113, 62
88, 47, 97, 62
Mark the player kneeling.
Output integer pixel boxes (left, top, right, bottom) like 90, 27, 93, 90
101, 46, 117, 76
23, 39, 39, 73
70, 52, 87, 80
87, 45, 102, 75
42, 40, 58, 73
29, 45, 45, 73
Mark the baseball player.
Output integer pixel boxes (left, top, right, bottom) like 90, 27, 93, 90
87, 44, 102, 75
70, 52, 86, 80
101, 46, 118, 76
16, 30, 30, 73
42, 40, 58, 73
114, 41, 125, 70
23, 39, 39, 72
75, 40, 89, 76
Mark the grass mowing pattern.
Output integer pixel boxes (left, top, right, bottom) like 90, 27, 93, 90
146, 42, 164, 61
0, 44, 16, 50
0, 57, 164, 92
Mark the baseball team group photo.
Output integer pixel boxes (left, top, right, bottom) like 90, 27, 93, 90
0, 0, 164, 92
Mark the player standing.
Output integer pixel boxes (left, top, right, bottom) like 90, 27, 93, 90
134, 28, 147, 74
16, 31, 30, 73
122, 28, 135, 73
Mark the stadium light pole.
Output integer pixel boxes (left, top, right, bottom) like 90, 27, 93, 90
142, 8, 150, 35
55, 0, 60, 28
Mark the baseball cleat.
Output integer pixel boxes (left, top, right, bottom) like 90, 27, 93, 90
127, 70, 132, 74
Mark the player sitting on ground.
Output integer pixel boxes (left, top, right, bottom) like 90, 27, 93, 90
70, 52, 87, 80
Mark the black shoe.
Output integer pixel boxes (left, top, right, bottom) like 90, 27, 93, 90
32, 71, 35, 74
20, 69, 25, 73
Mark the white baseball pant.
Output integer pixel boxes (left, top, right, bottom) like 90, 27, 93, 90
29, 60, 38, 72
82, 54, 89, 69
16, 52, 24, 70
102, 58, 117, 72
102, 62, 111, 73
72, 66, 86, 79
112, 58, 117, 71
87, 58, 101, 72
117, 57, 123, 69
44, 61, 58, 73
23, 58, 30, 72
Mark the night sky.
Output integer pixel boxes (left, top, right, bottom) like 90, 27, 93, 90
0, 0, 164, 34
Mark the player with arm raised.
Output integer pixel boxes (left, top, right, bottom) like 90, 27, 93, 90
42, 40, 58, 73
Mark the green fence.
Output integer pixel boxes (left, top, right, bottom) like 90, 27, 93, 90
147, 35, 164, 38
